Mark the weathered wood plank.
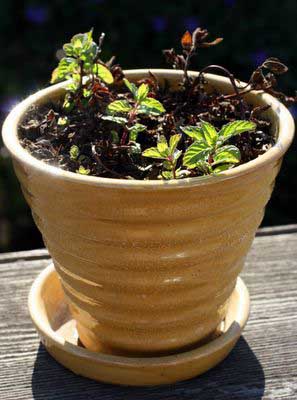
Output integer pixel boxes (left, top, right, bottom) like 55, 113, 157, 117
256, 224, 297, 236
0, 229, 297, 399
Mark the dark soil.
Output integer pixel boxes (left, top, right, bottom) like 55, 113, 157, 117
19, 77, 274, 180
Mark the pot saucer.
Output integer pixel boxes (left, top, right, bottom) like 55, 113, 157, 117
29, 264, 250, 386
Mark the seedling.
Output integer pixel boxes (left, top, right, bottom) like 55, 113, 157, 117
142, 134, 187, 179
105, 78, 165, 144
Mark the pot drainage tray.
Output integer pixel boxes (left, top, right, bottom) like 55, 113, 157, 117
29, 263, 250, 386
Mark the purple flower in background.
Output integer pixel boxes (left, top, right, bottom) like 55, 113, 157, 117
0, 97, 19, 113
224, 0, 236, 7
251, 50, 268, 67
25, 6, 49, 24
151, 16, 167, 32
289, 105, 297, 118
183, 16, 200, 31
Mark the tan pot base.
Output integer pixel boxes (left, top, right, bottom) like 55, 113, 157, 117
29, 264, 250, 386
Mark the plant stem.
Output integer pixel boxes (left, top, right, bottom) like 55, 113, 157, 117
183, 50, 195, 87
78, 60, 84, 94
121, 127, 129, 146
198, 65, 246, 118
120, 104, 138, 145
172, 163, 176, 179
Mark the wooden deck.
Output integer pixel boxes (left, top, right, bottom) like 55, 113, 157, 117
1, 225, 297, 399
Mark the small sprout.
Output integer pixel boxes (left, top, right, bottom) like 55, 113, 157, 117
106, 78, 164, 145
76, 165, 90, 175
182, 120, 256, 172
70, 145, 79, 160
142, 134, 182, 179
108, 79, 165, 117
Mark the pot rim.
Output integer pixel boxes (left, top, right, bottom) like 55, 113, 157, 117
2, 69, 295, 190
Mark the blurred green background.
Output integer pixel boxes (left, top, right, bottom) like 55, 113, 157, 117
1, 0, 296, 252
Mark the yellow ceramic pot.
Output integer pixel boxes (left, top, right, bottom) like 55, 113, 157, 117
2, 70, 294, 356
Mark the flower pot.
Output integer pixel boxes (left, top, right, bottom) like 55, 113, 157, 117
2, 69, 294, 356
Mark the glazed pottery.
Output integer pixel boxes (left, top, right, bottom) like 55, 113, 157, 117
28, 263, 250, 385
2, 70, 295, 357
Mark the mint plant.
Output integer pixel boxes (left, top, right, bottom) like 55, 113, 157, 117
142, 134, 185, 179
19, 26, 296, 181
104, 78, 165, 144
182, 120, 256, 173
51, 29, 114, 110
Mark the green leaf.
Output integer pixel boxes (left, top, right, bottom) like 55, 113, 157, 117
71, 33, 85, 50
137, 98, 165, 115
80, 42, 97, 62
123, 78, 138, 97
107, 100, 132, 114
72, 30, 92, 50
212, 145, 241, 166
180, 126, 204, 141
200, 120, 218, 146
63, 43, 75, 57
169, 134, 182, 153
195, 161, 212, 175
51, 57, 78, 83
136, 83, 149, 102
142, 147, 163, 159
157, 136, 169, 157
93, 64, 114, 84
163, 160, 173, 170
183, 141, 211, 168
218, 120, 256, 143
70, 145, 79, 161
64, 30, 97, 62
77, 165, 90, 175
66, 80, 79, 92
128, 123, 146, 142
162, 170, 174, 180
101, 115, 127, 125
213, 164, 234, 173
